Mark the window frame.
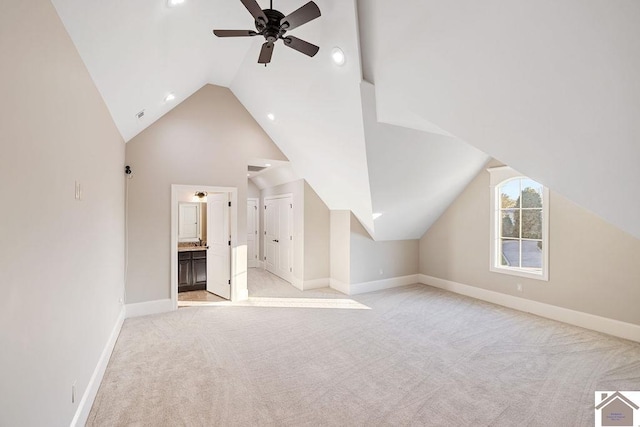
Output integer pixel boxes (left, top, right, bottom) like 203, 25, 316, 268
488, 166, 549, 281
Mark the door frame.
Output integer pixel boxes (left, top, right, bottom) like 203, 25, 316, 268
263, 193, 294, 282
171, 184, 244, 310
247, 198, 259, 268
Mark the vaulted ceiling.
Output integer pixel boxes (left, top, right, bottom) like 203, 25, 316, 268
51, 0, 640, 240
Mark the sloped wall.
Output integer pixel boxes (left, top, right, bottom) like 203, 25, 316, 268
420, 161, 640, 325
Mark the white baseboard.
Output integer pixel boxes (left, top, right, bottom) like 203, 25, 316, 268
70, 306, 125, 427
125, 298, 173, 318
329, 278, 350, 295
303, 278, 330, 290
350, 274, 419, 295
291, 277, 304, 291
419, 274, 640, 343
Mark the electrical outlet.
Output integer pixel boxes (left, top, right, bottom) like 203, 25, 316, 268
72, 381, 76, 403
516, 283, 523, 292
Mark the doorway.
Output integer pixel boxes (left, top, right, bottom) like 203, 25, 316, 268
264, 194, 293, 283
171, 185, 244, 309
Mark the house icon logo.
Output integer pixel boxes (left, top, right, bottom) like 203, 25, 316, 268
595, 391, 640, 427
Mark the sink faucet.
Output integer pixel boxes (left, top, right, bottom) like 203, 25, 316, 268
198, 238, 202, 246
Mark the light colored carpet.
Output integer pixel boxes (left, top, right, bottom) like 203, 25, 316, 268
88, 270, 640, 426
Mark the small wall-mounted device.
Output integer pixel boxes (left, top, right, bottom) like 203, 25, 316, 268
125, 165, 132, 175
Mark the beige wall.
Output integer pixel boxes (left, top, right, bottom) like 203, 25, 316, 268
303, 182, 330, 281
420, 161, 640, 326
330, 210, 351, 285
0, 1, 125, 425
125, 84, 286, 303
350, 214, 419, 284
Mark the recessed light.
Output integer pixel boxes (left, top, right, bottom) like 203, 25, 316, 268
331, 47, 345, 66
372, 212, 382, 220
164, 93, 175, 103
167, 0, 185, 7
265, 163, 271, 167
267, 113, 275, 121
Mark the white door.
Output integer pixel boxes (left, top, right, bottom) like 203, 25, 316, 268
207, 193, 230, 299
276, 198, 292, 279
264, 198, 278, 273
247, 198, 259, 268
264, 196, 293, 282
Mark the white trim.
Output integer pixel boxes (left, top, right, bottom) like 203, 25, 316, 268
125, 299, 173, 318
418, 274, 640, 343
350, 274, 419, 295
171, 185, 243, 309
291, 276, 304, 291
329, 278, 350, 295
70, 307, 125, 427
303, 278, 330, 290
488, 167, 550, 281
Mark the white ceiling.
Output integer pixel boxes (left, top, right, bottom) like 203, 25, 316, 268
357, 0, 640, 239
361, 81, 489, 241
50, 0, 640, 240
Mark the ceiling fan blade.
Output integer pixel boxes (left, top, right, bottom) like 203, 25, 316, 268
283, 36, 319, 57
213, 29, 257, 37
280, 1, 321, 31
258, 42, 274, 64
240, 0, 268, 24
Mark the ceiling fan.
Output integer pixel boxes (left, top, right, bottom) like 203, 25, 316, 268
213, 0, 321, 65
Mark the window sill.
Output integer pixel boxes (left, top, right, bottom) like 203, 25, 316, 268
490, 265, 549, 282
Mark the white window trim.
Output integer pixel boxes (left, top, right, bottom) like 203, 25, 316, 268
488, 166, 549, 281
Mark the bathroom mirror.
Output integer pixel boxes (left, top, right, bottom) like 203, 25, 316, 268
178, 202, 202, 242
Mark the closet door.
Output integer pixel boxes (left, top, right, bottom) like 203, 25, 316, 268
264, 198, 278, 273
247, 199, 258, 268
264, 196, 293, 282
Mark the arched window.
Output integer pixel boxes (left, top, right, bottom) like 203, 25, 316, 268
489, 167, 549, 281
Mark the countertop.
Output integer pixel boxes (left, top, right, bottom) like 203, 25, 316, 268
178, 246, 208, 252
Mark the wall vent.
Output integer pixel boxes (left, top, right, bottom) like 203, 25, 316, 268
136, 110, 145, 120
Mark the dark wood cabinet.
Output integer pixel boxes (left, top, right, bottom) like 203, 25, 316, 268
178, 250, 207, 292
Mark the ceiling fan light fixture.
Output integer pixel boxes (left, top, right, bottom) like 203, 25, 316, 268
331, 47, 345, 66
168, 0, 185, 7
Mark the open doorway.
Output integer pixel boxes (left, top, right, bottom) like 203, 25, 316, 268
170, 185, 245, 309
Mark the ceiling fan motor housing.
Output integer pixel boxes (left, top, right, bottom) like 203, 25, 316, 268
258, 9, 286, 42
